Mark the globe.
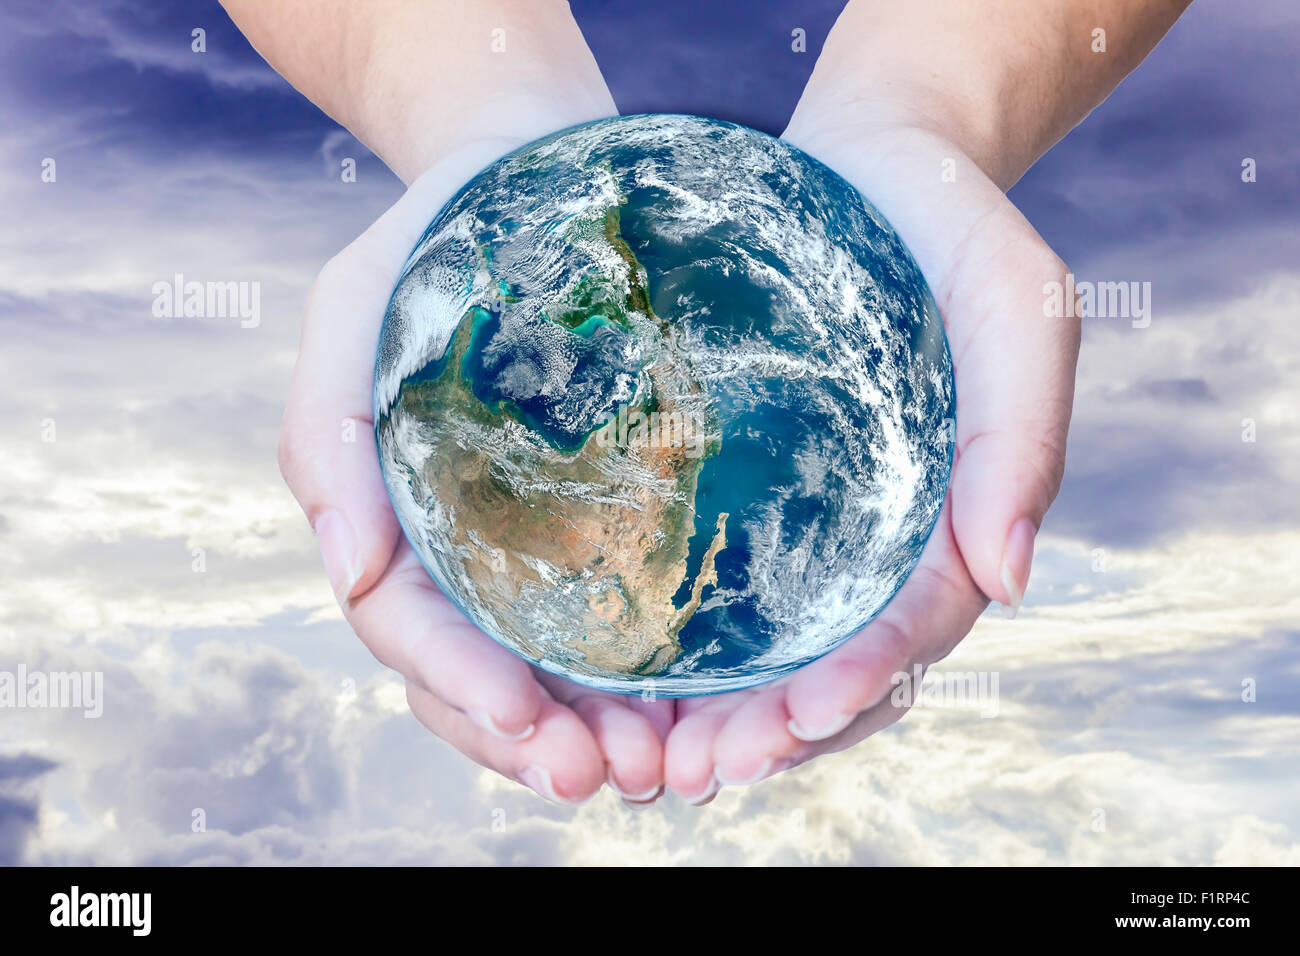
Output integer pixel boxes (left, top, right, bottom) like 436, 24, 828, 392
375, 114, 954, 696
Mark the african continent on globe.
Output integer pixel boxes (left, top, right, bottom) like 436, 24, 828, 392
375, 114, 953, 696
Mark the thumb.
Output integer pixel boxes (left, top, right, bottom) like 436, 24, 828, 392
943, 205, 1080, 616
778, 126, 1080, 620
280, 144, 540, 604
279, 250, 407, 603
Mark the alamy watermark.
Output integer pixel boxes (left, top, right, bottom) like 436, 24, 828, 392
1043, 273, 1151, 328
50, 886, 150, 936
152, 273, 260, 328
0, 665, 103, 718
891, 664, 1000, 718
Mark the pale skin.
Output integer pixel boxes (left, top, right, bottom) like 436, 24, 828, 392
223, 0, 1192, 805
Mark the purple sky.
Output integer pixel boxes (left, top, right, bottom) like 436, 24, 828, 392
0, 0, 1297, 866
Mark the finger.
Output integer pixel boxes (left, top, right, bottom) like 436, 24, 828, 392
745, 691, 921, 789
570, 696, 665, 804
709, 690, 919, 794
783, 504, 986, 742
799, 690, 916, 762
405, 681, 605, 806
940, 204, 1077, 616
534, 671, 677, 742
784, 127, 1079, 615
663, 695, 750, 805
712, 689, 803, 787
537, 673, 667, 803
622, 694, 677, 743
279, 261, 401, 604
349, 544, 543, 739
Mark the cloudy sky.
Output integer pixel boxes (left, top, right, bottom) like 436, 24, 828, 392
1, 0, 1297, 866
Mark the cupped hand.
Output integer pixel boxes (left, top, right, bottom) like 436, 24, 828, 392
661, 121, 1081, 804
278, 140, 671, 808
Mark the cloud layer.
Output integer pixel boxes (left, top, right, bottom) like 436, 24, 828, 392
1, 0, 1297, 865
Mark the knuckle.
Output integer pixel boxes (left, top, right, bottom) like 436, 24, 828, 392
313, 251, 351, 297
871, 618, 914, 670
276, 409, 312, 489
303, 248, 359, 322
1019, 419, 1069, 493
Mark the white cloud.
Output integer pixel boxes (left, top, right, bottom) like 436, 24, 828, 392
1, 0, 1296, 867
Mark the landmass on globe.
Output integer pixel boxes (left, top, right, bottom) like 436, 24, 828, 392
394, 200, 728, 673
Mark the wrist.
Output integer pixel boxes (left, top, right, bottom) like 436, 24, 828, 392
223, 0, 615, 185
785, 0, 1191, 191
347, 1, 615, 183
351, 80, 614, 186
783, 26, 1050, 189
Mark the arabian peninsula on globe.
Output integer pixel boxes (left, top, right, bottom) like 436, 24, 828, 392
375, 114, 954, 695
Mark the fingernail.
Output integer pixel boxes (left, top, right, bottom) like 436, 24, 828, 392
313, 509, 361, 604
607, 771, 661, 803
518, 766, 587, 807
679, 773, 720, 806
1000, 517, 1037, 619
470, 709, 535, 741
787, 711, 854, 741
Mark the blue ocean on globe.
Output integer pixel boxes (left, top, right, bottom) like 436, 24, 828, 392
375, 114, 954, 696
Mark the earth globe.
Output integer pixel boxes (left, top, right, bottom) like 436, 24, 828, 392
375, 114, 954, 696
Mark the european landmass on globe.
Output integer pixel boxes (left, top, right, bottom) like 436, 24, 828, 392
375, 114, 954, 696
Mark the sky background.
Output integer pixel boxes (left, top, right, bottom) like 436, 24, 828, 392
1, 0, 1297, 865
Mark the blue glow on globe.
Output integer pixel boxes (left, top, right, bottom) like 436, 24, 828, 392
375, 114, 954, 696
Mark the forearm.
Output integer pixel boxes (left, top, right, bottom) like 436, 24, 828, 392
220, 0, 616, 183
785, 0, 1192, 189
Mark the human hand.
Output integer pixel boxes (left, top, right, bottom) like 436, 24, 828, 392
241, 0, 1187, 808
235, 0, 675, 806
661, 119, 1078, 803
279, 143, 675, 807
661, 0, 1190, 801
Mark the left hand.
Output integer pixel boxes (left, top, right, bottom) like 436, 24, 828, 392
279, 146, 673, 808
